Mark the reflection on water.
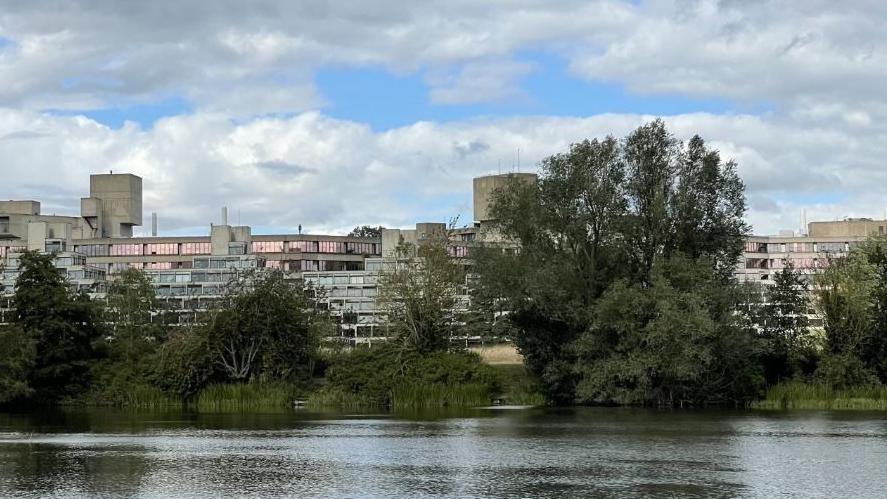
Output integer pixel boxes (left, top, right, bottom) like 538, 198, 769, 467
1, 407, 886, 498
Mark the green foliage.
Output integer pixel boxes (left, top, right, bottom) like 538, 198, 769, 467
151, 326, 217, 399
755, 381, 887, 410
755, 263, 815, 381
576, 256, 762, 406
313, 344, 499, 408
378, 237, 465, 354
105, 268, 164, 359
206, 269, 326, 382
347, 225, 385, 238
475, 121, 754, 406
195, 382, 305, 412
491, 364, 546, 405
11, 251, 104, 403
0, 326, 36, 405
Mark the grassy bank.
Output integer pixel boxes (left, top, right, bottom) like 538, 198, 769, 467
194, 382, 305, 411
491, 364, 546, 405
753, 381, 887, 410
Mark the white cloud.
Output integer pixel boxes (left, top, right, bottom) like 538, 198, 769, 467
1, 0, 886, 237
1, 108, 885, 236
427, 59, 537, 105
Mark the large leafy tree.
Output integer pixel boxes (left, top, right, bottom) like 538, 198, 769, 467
0, 325, 36, 405
378, 236, 466, 354
106, 268, 162, 359
759, 262, 811, 381
205, 269, 328, 382
475, 120, 754, 405
12, 251, 104, 403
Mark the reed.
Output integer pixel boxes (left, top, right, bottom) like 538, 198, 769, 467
390, 382, 492, 410
194, 382, 302, 412
753, 381, 887, 410
306, 388, 383, 409
118, 385, 181, 409
491, 364, 546, 406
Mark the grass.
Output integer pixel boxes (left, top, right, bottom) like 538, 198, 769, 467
306, 388, 382, 409
753, 381, 887, 410
194, 382, 304, 412
123, 385, 183, 409
308, 382, 495, 410
491, 364, 546, 406
391, 383, 492, 410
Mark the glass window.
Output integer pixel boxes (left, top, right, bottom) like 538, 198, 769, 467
145, 243, 178, 255
110, 244, 143, 256
292, 241, 319, 253
252, 241, 284, 253
318, 241, 344, 253
74, 244, 109, 257
181, 242, 211, 255
146, 262, 174, 270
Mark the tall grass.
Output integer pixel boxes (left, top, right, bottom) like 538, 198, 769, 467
306, 388, 382, 409
195, 382, 303, 412
308, 382, 494, 410
123, 385, 183, 409
491, 364, 546, 406
754, 381, 887, 410
391, 383, 492, 410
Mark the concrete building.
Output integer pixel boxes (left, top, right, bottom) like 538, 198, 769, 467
737, 219, 887, 285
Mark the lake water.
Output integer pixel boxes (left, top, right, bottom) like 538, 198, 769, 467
0, 407, 885, 498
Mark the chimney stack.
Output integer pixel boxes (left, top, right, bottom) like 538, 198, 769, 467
151, 212, 158, 236
222, 206, 228, 226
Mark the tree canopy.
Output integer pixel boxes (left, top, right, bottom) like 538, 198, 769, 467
474, 120, 757, 405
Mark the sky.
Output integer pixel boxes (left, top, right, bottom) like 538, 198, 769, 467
1, 0, 886, 236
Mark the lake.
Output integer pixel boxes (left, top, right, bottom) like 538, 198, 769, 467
1, 407, 885, 498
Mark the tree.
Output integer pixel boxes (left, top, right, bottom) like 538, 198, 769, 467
378, 235, 466, 354
205, 269, 326, 382
12, 251, 103, 403
106, 268, 161, 360
760, 262, 811, 380
474, 120, 753, 405
348, 225, 385, 238
0, 325, 36, 405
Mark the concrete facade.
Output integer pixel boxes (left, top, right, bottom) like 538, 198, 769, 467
472, 172, 537, 223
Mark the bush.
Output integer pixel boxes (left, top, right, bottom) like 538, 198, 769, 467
312, 344, 500, 409
815, 354, 879, 389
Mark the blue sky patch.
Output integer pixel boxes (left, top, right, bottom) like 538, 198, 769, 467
47, 96, 192, 129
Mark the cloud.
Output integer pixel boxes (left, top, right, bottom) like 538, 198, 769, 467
1, 0, 886, 238
253, 160, 316, 176
427, 59, 537, 105
0, 108, 883, 237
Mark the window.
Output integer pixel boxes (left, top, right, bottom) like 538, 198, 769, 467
146, 243, 178, 255
318, 241, 344, 253
292, 241, 319, 253
265, 260, 282, 269
146, 262, 174, 270
448, 245, 470, 258
300, 260, 319, 271
110, 244, 143, 256
346, 242, 377, 255
252, 241, 284, 253
181, 242, 211, 255
75, 244, 109, 257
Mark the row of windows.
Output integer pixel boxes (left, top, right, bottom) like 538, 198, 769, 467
745, 241, 854, 254
298, 260, 364, 272
74, 240, 380, 257
76, 242, 213, 257
308, 274, 379, 286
